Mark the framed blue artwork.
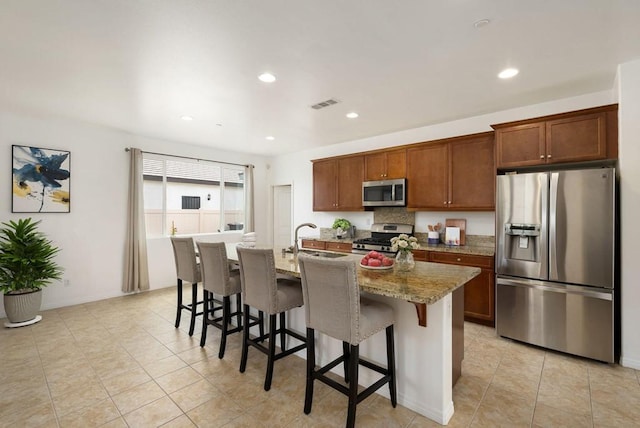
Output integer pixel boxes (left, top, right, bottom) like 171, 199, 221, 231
12, 145, 71, 213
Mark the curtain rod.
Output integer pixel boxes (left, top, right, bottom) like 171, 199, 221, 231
125, 148, 253, 168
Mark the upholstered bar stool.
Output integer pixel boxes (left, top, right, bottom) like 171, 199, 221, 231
298, 255, 397, 428
196, 241, 263, 358
236, 247, 307, 391
170, 237, 204, 336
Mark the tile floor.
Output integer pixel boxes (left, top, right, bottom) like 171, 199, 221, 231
1, 287, 639, 427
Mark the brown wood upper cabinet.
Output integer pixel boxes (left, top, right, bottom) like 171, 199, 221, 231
406, 132, 495, 211
312, 155, 364, 211
364, 149, 406, 181
492, 104, 618, 169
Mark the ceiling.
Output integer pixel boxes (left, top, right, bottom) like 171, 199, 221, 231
2, 1, 640, 156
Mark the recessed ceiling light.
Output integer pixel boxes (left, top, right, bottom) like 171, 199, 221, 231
498, 68, 519, 79
180, 115, 194, 121
265, 136, 275, 141
258, 72, 276, 83
474, 19, 490, 29
346, 112, 359, 119
216, 123, 222, 127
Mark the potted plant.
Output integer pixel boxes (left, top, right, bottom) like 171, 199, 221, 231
0, 218, 63, 325
332, 218, 352, 239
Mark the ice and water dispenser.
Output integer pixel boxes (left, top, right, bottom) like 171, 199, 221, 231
503, 223, 541, 262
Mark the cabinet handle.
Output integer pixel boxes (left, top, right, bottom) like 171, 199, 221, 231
444, 201, 447, 205
457, 258, 461, 262
540, 155, 545, 159
547, 154, 551, 159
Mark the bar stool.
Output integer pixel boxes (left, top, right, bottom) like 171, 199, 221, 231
298, 254, 397, 428
236, 247, 307, 391
196, 241, 263, 358
170, 237, 203, 336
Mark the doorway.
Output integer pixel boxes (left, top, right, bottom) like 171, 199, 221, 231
273, 184, 292, 248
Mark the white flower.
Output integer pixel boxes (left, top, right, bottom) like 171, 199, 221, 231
391, 234, 420, 253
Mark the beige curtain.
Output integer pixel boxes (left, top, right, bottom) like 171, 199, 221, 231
244, 165, 255, 233
123, 148, 150, 292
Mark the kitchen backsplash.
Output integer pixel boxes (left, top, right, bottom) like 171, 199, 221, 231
373, 207, 415, 225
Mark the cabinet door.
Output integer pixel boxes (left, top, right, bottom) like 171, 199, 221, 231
449, 134, 495, 210
429, 252, 495, 326
313, 160, 337, 211
495, 123, 545, 168
326, 242, 353, 253
336, 156, 364, 210
364, 149, 406, 180
463, 269, 495, 326
364, 153, 386, 180
406, 143, 448, 209
301, 240, 326, 250
385, 149, 407, 179
546, 112, 607, 164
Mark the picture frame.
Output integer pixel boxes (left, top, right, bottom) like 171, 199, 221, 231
12, 145, 71, 213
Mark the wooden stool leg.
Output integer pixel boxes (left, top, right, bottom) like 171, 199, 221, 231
188, 283, 197, 336
258, 311, 265, 339
280, 312, 286, 352
346, 344, 359, 428
175, 278, 183, 328
304, 328, 315, 414
235, 293, 242, 328
239, 304, 250, 373
342, 341, 350, 383
219, 296, 230, 359
264, 314, 277, 391
199, 290, 209, 347
386, 325, 397, 407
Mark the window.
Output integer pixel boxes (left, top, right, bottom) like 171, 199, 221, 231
142, 154, 245, 237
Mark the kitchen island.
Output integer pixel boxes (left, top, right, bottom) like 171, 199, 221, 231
225, 245, 480, 425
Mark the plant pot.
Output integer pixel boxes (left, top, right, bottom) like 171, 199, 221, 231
4, 289, 42, 323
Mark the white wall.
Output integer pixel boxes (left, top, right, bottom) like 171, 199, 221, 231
0, 111, 269, 317
617, 59, 640, 369
269, 90, 614, 238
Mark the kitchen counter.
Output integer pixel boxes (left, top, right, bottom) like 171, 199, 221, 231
418, 242, 495, 257
225, 243, 478, 425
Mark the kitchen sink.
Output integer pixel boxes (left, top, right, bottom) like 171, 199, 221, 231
299, 250, 348, 258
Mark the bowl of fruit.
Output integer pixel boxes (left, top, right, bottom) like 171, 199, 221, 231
360, 251, 394, 270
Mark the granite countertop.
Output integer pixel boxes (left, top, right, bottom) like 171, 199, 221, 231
301, 236, 495, 257
415, 242, 495, 257
268, 251, 480, 305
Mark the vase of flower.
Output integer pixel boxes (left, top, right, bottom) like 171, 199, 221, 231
395, 250, 415, 271
391, 234, 420, 271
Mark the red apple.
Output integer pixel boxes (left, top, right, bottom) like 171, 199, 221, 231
382, 257, 394, 266
367, 250, 380, 259
368, 258, 382, 267
360, 257, 369, 265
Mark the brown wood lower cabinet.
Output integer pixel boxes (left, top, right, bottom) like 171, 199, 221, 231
325, 241, 353, 253
300, 239, 326, 250
429, 252, 495, 327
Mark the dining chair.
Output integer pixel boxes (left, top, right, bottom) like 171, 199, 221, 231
297, 254, 397, 428
196, 241, 263, 358
236, 246, 307, 391
170, 236, 203, 336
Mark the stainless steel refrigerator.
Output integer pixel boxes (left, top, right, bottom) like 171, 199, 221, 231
496, 167, 617, 362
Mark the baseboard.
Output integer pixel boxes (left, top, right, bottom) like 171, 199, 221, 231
620, 355, 640, 370
396, 392, 455, 425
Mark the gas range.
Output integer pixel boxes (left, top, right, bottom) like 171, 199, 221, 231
351, 223, 414, 255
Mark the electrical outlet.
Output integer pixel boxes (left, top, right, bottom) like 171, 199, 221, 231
64, 279, 70, 287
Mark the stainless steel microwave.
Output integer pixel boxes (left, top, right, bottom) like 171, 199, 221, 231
362, 178, 406, 207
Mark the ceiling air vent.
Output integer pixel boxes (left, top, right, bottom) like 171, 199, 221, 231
311, 98, 339, 110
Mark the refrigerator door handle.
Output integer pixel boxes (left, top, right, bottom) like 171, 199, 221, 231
549, 172, 558, 280
497, 277, 612, 300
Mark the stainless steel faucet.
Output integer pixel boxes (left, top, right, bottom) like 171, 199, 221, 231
293, 222, 317, 255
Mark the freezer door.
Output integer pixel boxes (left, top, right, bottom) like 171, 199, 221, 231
496, 276, 614, 362
549, 168, 615, 288
496, 173, 548, 280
